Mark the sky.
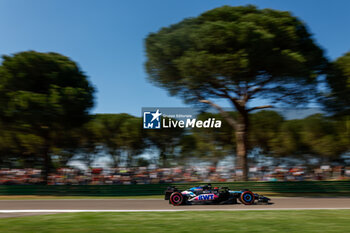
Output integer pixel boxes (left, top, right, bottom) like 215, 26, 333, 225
0, 0, 349, 116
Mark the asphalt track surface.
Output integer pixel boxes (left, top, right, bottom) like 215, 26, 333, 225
1, 197, 350, 218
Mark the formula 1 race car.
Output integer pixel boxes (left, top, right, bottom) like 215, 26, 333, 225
165, 184, 271, 206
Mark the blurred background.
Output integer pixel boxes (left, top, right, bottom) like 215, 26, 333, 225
0, 1, 349, 190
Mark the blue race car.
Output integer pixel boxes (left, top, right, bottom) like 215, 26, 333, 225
165, 184, 271, 206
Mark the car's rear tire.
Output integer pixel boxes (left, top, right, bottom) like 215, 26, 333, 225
240, 191, 255, 205
170, 192, 184, 206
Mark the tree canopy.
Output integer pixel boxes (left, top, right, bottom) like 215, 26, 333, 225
145, 5, 326, 106
324, 52, 350, 115
145, 5, 327, 180
0, 51, 95, 182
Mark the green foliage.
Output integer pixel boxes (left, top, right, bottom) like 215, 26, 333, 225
144, 118, 184, 167
189, 112, 235, 165
300, 114, 348, 159
249, 111, 284, 153
266, 114, 348, 161
324, 52, 350, 115
145, 5, 327, 180
119, 116, 146, 166
92, 114, 131, 166
0, 51, 95, 131
71, 116, 103, 167
145, 5, 327, 104
270, 119, 305, 157
0, 51, 95, 180
90, 114, 146, 167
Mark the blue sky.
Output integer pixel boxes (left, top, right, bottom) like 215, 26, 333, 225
0, 0, 349, 116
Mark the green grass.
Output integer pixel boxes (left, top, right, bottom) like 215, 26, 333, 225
0, 210, 349, 233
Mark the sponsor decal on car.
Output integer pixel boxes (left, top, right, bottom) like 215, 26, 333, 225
196, 194, 218, 201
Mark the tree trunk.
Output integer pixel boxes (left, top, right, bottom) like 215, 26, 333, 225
160, 150, 166, 168
43, 145, 51, 185
198, 98, 250, 181
111, 151, 120, 168
235, 112, 249, 181
126, 151, 133, 167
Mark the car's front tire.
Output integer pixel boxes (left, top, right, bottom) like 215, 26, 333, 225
240, 191, 255, 205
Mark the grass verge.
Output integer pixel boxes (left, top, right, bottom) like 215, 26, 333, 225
0, 210, 349, 233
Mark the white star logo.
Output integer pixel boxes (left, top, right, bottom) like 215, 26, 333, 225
150, 109, 162, 122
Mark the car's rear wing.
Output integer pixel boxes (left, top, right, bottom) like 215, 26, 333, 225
164, 186, 179, 200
